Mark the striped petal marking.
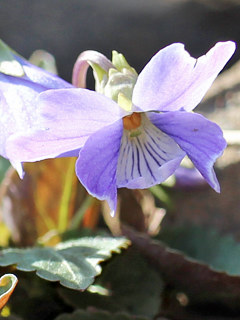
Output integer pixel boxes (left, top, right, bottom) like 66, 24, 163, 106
116, 113, 185, 188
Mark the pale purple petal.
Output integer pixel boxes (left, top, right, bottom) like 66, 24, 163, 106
0, 56, 72, 170
116, 114, 185, 189
76, 120, 123, 214
57, 149, 81, 158
148, 111, 227, 192
132, 41, 235, 112
0, 74, 44, 158
6, 88, 126, 162
15, 55, 72, 89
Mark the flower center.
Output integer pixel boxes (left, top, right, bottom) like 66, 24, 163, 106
123, 113, 141, 130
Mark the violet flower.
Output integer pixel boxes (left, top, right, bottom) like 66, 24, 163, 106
6, 41, 235, 214
0, 40, 72, 176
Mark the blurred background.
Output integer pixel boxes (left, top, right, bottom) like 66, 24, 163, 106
0, 0, 239, 82
2, 3, 240, 318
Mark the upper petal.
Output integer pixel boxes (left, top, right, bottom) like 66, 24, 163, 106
76, 120, 123, 215
148, 111, 227, 192
6, 88, 126, 162
116, 114, 185, 189
132, 41, 235, 112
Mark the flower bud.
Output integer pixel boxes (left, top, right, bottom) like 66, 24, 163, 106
93, 51, 138, 111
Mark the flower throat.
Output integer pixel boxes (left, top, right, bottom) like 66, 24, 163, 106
123, 113, 142, 138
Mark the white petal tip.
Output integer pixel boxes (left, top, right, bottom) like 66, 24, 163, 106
10, 160, 24, 179
110, 210, 115, 217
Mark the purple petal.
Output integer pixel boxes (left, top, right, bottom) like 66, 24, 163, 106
7, 88, 125, 162
15, 55, 72, 89
116, 114, 185, 189
76, 120, 123, 214
0, 56, 72, 173
132, 41, 235, 112
0, 74, 44, 158
148, 111, 227, 192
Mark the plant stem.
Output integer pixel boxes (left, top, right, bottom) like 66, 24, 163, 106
70, 195, 94, 230
58, 158, 76, 233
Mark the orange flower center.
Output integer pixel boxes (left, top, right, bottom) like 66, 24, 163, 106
123, 113, 142, 130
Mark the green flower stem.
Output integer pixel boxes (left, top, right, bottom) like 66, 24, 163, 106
35, 194, 57, 232
70, 195, 94, 230
58, 159, 76, 233
149, 185, 173, 209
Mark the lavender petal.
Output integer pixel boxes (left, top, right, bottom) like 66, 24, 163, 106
76, 120, 123, 214
132, 41, 235, 112
6, 88, 125, 162
148, 111, 227, 192
116, 114, 185, 189
15, 55, 72, 89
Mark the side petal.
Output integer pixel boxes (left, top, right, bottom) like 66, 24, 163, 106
116, 114, 185, 189
148, 111, 227, 192
6, 88, 126, 162
0, 56, 72, 174
76, 120, 123, 215
132, 41, 235, 112
15, 55, 73, 89
0, 74, 44, 158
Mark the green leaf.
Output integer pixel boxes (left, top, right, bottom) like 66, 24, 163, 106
158, 225, 240, 275
59, 247, 163, 317
0, 157, 10, 183
97, 248, 162, 317
55, 309, 149, 320
0, 237, 129, 290
4, 271, 70, 319
123, 226, 240, 307
0, 40, 24, 76
0, 316, 22, 320
0, 274, 18, 309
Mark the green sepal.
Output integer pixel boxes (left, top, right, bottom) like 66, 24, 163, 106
117, 92, 132, 112
91, 62, 107, 83
29, 50, 58, 74
112, 50, 137, 75
0, 39, 24, 77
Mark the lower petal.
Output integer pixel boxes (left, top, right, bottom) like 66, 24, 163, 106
116, 115, 185, 189
148, 111, 227, 192
76, 120, 123, 214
